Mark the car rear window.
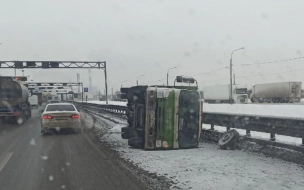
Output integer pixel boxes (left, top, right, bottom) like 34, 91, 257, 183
46, 105, 75, 111
50, 101, 60, 103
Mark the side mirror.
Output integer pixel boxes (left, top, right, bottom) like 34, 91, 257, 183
39, 110, 44, 113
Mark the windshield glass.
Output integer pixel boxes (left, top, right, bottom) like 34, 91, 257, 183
178, 90, 200, 148
46, 104, 75, 111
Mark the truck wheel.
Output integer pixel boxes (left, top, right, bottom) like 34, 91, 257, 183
128, 137, 144, 148
218, 129, 239, 150
121, 126, 130, 133
121, 133, 130, 139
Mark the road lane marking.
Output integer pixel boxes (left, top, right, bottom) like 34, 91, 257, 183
0, 152, 13, 173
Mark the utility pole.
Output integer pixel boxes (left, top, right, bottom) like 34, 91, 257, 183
136, 74, 144, 86
167, 67, 177, 85
230, 47, 245, 104
121, 80, 128, 88
76, 73, 80, 92
112, 87, 114, 101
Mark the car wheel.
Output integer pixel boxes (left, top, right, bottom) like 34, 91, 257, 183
218, 129, 239, 150
74, 128, 81, 133
41, 129, 46, 136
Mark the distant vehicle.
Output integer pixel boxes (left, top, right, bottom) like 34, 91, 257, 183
0, 77, 31, 123
32, 92, 42, 105
40, 103, 81, 134
47, 100, 60, 104
203, 84, 248, 104
251, 82, 302, 103
28, 95, 39, 108
120, 76, 202, 150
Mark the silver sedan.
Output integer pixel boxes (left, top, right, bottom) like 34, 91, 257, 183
40, 103, 81, 134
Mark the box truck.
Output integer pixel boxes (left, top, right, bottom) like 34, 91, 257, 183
250, 82, 302, 103
203, 85, 248, 104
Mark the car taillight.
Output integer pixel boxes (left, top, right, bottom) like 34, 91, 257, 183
14, 112, 20, 117
43, 115, 52, 119
71, 114, 79, 119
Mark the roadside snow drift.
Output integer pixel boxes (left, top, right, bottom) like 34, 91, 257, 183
95, 116, 304, 190
83, 100, 304, 119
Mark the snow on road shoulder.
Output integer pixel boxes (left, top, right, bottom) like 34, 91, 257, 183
204, 103, 304, 119
100, 124, 304, 190
82, 100, 304, 119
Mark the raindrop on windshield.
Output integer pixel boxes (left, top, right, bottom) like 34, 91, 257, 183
17, 117, 24, 124
29, 138, 36, 146
41, 156, 48, 160
49, 175, 54, 181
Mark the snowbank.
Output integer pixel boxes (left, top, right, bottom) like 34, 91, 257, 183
79, 100, 127, 106
83, 100, 304, 119
97, 118, 304, 190
204, 104, 304, 119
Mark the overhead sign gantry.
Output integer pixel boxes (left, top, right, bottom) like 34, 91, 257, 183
0, 61, 108, 103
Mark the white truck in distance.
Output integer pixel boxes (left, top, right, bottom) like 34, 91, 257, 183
203, 84, 248, 104
250, 82, 302, 103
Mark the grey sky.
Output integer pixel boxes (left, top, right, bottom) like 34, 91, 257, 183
1, 0, 304, 92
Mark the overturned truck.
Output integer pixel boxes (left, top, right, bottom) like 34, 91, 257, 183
120, 76, 203, 150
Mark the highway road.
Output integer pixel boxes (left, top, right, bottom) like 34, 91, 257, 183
0, 108, 147, 190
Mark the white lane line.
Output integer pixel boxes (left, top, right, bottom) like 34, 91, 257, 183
0, 152, 13, 173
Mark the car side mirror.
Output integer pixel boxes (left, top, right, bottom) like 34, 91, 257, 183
39, 110, 44, 113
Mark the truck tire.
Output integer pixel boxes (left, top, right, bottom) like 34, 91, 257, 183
121, 133, 130, 139
218, 129, 239, 150
121, 126, 130, 133
128, 137, 144, 148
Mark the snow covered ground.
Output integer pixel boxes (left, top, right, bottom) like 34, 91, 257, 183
93, 115, 304, 190
79, 100, 127, 106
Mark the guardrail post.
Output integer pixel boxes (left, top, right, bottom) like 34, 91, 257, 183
227, 127, 231, 131
246, 129, 251, 136
302, 138, 304, 145
270, 133, 276, 141
211, 124, 214, 131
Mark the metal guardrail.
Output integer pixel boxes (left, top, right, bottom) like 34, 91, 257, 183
204, 112, 304, 145
73, 101, 304, 145
73, 102, 128, 115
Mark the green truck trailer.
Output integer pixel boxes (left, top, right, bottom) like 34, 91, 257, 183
121, 76, 203, 150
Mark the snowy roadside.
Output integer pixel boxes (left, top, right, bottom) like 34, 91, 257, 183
81, 100, 304, 119
92, 114, 304, 190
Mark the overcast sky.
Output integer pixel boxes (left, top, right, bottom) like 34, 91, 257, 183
1, 0, 304, 92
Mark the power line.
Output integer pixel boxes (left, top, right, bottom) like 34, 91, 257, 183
234, 56, 304, 67
146, 66, 229, 84
236, 67, 304, 79
200, 67, 304, 84
192, 66, 228, 77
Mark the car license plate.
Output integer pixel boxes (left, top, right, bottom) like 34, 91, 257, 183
56, 117, 68, 120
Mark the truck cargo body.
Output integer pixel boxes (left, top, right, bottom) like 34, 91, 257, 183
251, 82, 302, 103
0, 78, 31, 123
203, 85, 248, 104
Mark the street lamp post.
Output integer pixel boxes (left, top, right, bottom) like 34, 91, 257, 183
167, 67, 177, 85
230, 47, 244, 104
121, 80, 128, 88
136, 74, 144, 86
